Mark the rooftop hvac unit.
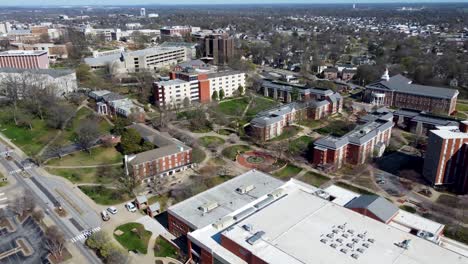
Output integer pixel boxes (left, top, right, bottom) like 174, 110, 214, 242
198, 201, 219, 213
247, 231, 265, 245
352, 238, 360, 243
236, 184, 255, 194
368, 238, 375, 243
320, 239, 327, 244
357, 248, 365, 253
351, 254, 360, 259
362, 243, 370, 248
268, 188, 285, 199
346, 243, 354, 249
340, 248, 348, 254
347, 229, 355, 234
242, 224, 253, 232
212, 216, 235, 230
330, 243, 338, 249
342, 233, 349, 238
327, 233, 334, 239
358, 233, 366, 239
336, 238, 343, 243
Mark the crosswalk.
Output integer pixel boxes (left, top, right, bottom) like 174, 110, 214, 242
0, 192, 7, 209
70, 227, 101, 243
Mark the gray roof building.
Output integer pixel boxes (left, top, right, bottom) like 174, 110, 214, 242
345, 195, 399, 223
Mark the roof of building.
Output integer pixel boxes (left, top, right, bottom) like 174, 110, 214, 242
0, 50, 47, 56
89, 90, 111, 97
430, 127, 468, 140
345, 195, 399, 223
148, 202, 161, 212
168, 170, 284, 230
101, 92, 126, 102
136, 195, 148, 204
0, 67, 75, 78
160, 42, 198, 48
155, 79, 188, 86
206, 70, 244, 79
188, 179, 468, 264
366, 74, 459, 99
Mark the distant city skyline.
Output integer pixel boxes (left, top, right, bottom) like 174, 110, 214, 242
0, 0, 466, 7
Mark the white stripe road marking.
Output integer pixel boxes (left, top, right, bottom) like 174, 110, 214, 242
70, 227, 102, 243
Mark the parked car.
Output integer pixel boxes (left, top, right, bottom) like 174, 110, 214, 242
101, 210, 110, 221
107, 206, 118, 215
125, 202, 137, 212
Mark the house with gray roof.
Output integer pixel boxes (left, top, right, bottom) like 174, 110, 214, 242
364, 69, 459, 115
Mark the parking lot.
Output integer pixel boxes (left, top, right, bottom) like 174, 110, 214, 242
0, 209, 49, 264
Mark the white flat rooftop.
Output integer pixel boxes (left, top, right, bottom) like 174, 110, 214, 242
0, 50, 47, 56
189, 180, 468, 264
324, 184, 360, 206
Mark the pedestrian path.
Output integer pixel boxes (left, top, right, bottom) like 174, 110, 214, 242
70, 226, 101, 243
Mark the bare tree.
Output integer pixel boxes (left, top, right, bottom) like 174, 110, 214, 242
32, 209, 44, 224
106, 247, 130, 264
76, 118, 100, 152
44, 226, 66, 261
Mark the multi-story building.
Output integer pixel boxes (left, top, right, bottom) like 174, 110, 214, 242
250, 91, 343, 141
423, 123, 468, 194
160, 26, 193, 37
312, 111, 393, 170
393, 109, 461, 136
124, 123, 192, 182
168, 170, 465, 264
198, 34, 234, 65
0, 67, 77, 97
159, 42, 198, 61
153, 67, 245, 106
10, 42, 70, 61
363, 69, 459, 115
0, 50, 49, 69
262, 79, 341, 103
84, 46, 187, 77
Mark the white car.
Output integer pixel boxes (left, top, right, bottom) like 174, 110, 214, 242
125, 202, 137, 212
107, 206, 118, 214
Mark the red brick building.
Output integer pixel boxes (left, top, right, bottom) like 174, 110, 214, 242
124, 124, 192, 182
423, 123, 468, 194
312, 113, 393, 170
0, 50, 49, 69
363, 70, 459, 115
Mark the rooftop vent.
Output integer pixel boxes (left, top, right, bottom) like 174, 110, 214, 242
198, 201, 219, 213
336, 238, 343, 243
340, 248, 348, 254
357, 248, 365, 253
268, 188, 285, 199
314, 190, 331, 200
330, 243, 338, 249
236, 184, 255, 194
368, 238, 375, 243
247, 231, 265, 245
320, 239, 327, 244
212, 216, 235, 230
233, 207, 256, 221
351, 254, 360, 259
362, 243, 370, 248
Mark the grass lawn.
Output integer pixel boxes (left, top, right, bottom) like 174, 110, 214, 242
46, 147, 123, 166
79, 185, 129, 205
273, 164, 303, 179
245, 97, 279, 117
217, 97, 250, 116
289, 136, 315, 155
436, 194, 461, 208
222, 145, 251, 160
336, 182, 376, 195
271, 126, 303, 141
217, 128, 236, 136
399, 205, 417, 213
62, 107, 112, 143
0, 119, 58, 156
298, 171, 330, 187
297, 119, 324, 129
315, 120, 356, 137
192, 147, 207, 163
154, 236, 178, 258
114, 223, 152, 254
45, 167, 115, 184
198, 136, 225, 148
456, 103, 468, 112
444, 225, 468, 245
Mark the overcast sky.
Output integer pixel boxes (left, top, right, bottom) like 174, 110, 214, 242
0, 0, 466, 7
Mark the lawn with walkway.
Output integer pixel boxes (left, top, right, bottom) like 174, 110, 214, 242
154, 236, 178, 258
245, 97, 279, 118
79, 185, 130, 205
46, 167, 111, 184
298, 171, 330, 187
114, 222, 152, 254
217, 97, 250, 116
45, 146, 123, 166
198, 136, 225, 148
316, 120, 356, 137
271, 126, 303, 141
273, 164, 302, 179
289, 136, 315, 155
61, 107, 113, 143
222, 145, 251, 160
191, 147, 207, 163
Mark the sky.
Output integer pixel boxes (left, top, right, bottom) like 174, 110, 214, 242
0, 0, 466, 6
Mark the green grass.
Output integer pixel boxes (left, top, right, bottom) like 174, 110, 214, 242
222, 145, 251, 160
0, 119, 58, 156
315, 120, 356, 137
271, 126, 303, 141
78, 185, 129, 205
192, 147, 207, 163
45, 167, 112, 184
273, 164, 302, 179
154, 236, 178, 258
444, 225, 468, 245
218, 97, 250, 116
456, 103, 468, 112
336, 182, 376, 195
289, 136, 314, 155
298, 171, 330, 187
114, 223, 152, 254
296, 119, 323, 129
62, 107, 112, 143
198, 136, 225, 148
217, 129, 236, 136
245, 97, 279, 117
399, 205, 417, 213
46, 147, 123, 166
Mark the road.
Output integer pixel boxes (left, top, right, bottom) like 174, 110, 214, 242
0, 142, 102, 264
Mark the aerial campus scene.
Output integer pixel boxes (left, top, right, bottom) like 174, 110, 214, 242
0, 0, 467, 263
